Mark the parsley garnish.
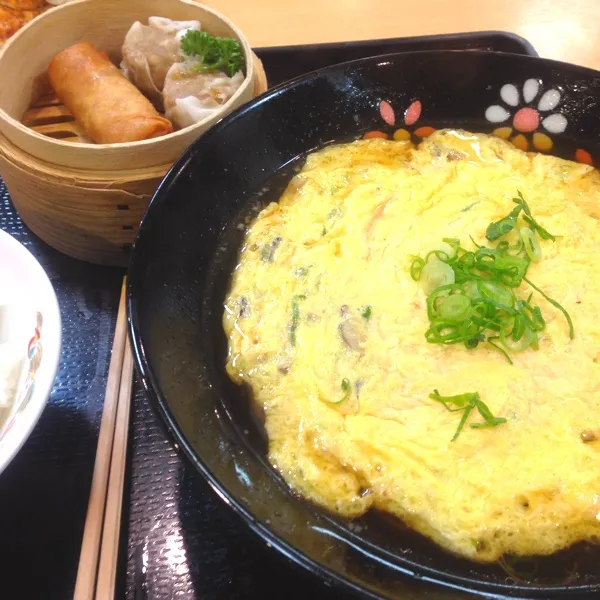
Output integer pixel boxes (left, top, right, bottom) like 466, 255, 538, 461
180, 30, 244, 77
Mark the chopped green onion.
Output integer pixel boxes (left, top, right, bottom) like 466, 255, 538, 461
453, 404, 475, 441
519, 227, 542, 262
410, 257, 425, 281
289, 294, 306, 346
438, 294, 472, 321
360, 305, 372, 320
421, 260, 455, 294
260, 236, 282, 262
465, 336, 483, 349
326, 378, 351, 404
486, 206, 521, 241
486, 191, 556, 243
499, 326, 537, 352
514, 191, 556, 241
487, 336, 514, 364
479, 281, 515, 308
523, 276, 574, 339
429, 389, 507, 441
409, 190, 574, 362
461, 201, 480, 213
426, 238, 460, 263
462, 280, 481, 299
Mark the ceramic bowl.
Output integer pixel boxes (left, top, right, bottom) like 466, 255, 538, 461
0, 229, 61, 475
128, 51, 600, 599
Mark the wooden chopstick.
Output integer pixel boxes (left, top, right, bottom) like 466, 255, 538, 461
95, 335, 134, 599
73, 277, 130, 600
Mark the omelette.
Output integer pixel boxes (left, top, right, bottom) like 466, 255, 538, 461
222, 129, 600, 562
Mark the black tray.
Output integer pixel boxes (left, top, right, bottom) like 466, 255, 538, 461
256, 31, 537, 87
121, 32, 538, 600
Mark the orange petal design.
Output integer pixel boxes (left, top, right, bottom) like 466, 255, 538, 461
492, 127, 513, 140
532, 132, 553, 152
393, 128, 411, 141
511, 134, 529, 151
363, 131, 389, 140
414, 126, 435, 138
379, 100, 396, 126
575, 148, 593, 165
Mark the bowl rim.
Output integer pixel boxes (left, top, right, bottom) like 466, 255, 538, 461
127, 49, 600, 599
0, 0, 255, 151
0, 229, 61, 476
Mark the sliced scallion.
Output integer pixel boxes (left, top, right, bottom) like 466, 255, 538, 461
429, 389, 507, 441
409, 190, 574, 362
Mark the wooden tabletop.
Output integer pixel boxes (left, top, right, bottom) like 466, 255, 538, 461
208, 0, 600, 71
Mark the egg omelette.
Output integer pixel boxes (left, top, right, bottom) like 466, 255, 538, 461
223, 129, 600, 562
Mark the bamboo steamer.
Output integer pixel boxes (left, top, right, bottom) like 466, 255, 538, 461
0, 0, 268, 266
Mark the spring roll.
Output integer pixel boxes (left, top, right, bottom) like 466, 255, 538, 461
48, 41, 173, 144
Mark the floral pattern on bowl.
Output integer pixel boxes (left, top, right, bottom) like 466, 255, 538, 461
484, 79, 567, 152
362, 79, 595, 167
484, 79, 594, 165
363, 99, 436, 142
0, 229, 60, 476
0, 311, 43, 443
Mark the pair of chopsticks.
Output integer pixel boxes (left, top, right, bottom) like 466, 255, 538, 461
73, 277, 135, 600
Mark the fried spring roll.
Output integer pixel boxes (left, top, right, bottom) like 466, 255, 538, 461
48, 41, 173, 144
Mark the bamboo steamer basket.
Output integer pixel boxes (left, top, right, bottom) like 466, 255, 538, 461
0, 0, 268, 266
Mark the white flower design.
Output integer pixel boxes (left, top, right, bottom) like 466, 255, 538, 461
485, 79, 567, 151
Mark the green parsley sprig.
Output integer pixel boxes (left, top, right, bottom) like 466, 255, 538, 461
180, 30, 245, 77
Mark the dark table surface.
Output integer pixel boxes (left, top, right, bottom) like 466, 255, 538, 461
0, 182, 124, 599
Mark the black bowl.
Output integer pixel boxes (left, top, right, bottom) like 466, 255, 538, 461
127, 50, 600, 599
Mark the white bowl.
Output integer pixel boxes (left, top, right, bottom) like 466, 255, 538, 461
0, 229, 61, 475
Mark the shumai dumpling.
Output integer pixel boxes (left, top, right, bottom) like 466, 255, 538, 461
162, 59, 244, 129
120, 16, 201, 109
